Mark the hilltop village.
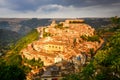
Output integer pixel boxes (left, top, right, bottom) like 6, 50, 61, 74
20, 19, 104, 79
21, 19, 103, 66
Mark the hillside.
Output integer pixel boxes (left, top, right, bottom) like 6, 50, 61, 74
0, 18, 51, 35
0, 29, 21, 54
0, 29, 40, 79
10, 29, 39, 54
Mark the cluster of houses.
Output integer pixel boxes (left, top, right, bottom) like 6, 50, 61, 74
21, 19, 104, 80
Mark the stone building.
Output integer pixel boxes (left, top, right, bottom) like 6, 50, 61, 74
43, 42, 65, 53
63, 19, 84, 27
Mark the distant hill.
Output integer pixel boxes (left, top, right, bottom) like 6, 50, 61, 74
0, 29, 21, 47
0, 18, 52, 35
20, 18, 51, 28
19, 18, 51, 35
0, 21, 10, 29
0, 18, 111, 35
84, 18, 111, 29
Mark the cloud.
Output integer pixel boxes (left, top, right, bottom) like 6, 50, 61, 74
0, 0, 120, 18
0, 0, 8, 7
1, 0, 120, 11
40, 4, 64, 13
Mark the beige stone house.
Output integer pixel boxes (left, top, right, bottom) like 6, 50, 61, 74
43, 42, 65, 53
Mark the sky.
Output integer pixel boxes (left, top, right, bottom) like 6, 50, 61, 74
0, 0, 120, 18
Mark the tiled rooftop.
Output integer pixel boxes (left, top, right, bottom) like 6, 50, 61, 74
21, 19, 104, 66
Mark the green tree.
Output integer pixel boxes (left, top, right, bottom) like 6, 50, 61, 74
0, 64, 26, 80
81, 62, 95, 80
93, 32, 120, 79
89, 48, 95, 58
62, 73, 80, 80
111, 16, 120, 24
81, 35, 100, 42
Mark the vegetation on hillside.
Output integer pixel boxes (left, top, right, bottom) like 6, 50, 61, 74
0, 62, 26, 80
97, 16, 120, 36
63, 32, 120, 80
23, 58, 44, 68
11, 29, 39, 54
81, 35, 100, 42
0, 29, 21, 55
63, 16, 120, 80
43, 28, 52, 37
111, 16, 120, 25
55, 23, 69, 29
55, 23, 63, 29
0, 29, 40, 80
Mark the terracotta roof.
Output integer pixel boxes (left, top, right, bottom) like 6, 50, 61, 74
39, 52, 56, 58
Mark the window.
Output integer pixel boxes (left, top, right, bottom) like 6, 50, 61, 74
59, 47, 61, 49
52, 46, 54, 48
